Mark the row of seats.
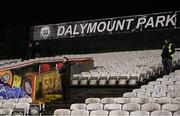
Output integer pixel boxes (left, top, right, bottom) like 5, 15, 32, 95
0, 59, 22, 66
69, 50, 168, 86
71, 73, 141, 86
84, 97, 180, 105
69, 102, 180, 112
54, 109, 179, 116
0, 97, 32, 104
0, 97, 42, 115
0, 102, 30, 115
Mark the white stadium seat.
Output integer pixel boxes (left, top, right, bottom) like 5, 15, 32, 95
151, 110, 172, 116
122, 103, 140, 112
123, 92, 136, 98
109, 110, 129, 116
173, 111, 180, 116
130, 97, 151, 104
53, 109, 70, 116
70, 103, 87, 110
18, 97, 32, 103
86, 103, 103, 111
130, 111, 150, 116
116, 97, 131, 104
71, 110, 89, 116
151, 97, 172, 105
85, 98, 101, 104
141, 103, 161, 112
103, 103, 122, 111
162, 103, 180, 112
101, 97, 116, 104
90, 110, 108, 116
14, 102, 30, 115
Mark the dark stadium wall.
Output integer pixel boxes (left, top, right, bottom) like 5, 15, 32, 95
38, 29, 180, 57
0, 28, 180, 59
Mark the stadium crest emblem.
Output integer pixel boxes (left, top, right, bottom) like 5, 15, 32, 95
40, 26, 51, 39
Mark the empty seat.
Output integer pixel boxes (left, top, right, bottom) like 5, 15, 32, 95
2, 108, 13, 115
85, 98, 101, 104
174, 87, 180, 92
71, 110, 89, 116
90, 110, 108, 116
12, 109, 25, 116
0, 109, 7, 115
175, 81, 180, 85
15, 102, 30, 114
161, 81, 174, 86
168, 85, 180, 92
172, 97, 180, 104
151, 97, 172, 105
122, 103, 140, 112
141, 85, 153, 90
98, 77, 108, 86
167, 91, 180, 98
116, 97, 131, 104
132, 88, 145, 94
103, 104, 122, 111
123, 92, 136, 98
173, 111, 180, 116
7, 98, 19, 103
154, 85, 167, 91
79, 76, 89, 86
109, 110, 129, 116
130, 97, 151, 104
108, 76, 118, 86
146, 88, 159, 94
70, 103, 86, 110
151, 110, 172, 116
130, 111, 150, 116
162, 103, 180, 112
0, 98, 6, 104
136, 92, 151, 98
101, 97, 116, 104
128, 74, 139, 86
141, 103, 161, 112
86, 103, 103, 111
156, 78, 164, 82
71, 75, 80, 86
89, 76, 99, 86
148, 81, 161, 86
53, 109, 70, 116
18, 97, 32, 103
3, 102, 16, 109
118, 75, 128, 86
151, 91, 166, 98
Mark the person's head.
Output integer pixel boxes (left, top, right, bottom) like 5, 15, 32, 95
28, 43, 33, 47
63, 57, 69, 63
35, 41, 40, 46
164, 39, 171, 44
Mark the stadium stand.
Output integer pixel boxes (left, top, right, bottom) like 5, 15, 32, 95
0, 48, 180, 115
50, 49, 180, 116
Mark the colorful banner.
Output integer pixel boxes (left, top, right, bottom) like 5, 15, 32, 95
33, 11, 179, 40
21, 73, 36, 98
0, 70, 13, 86
12, 75, 22, 88
34, 70, 62, 101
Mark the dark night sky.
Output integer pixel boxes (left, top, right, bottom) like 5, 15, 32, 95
0, 0, 179, 27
